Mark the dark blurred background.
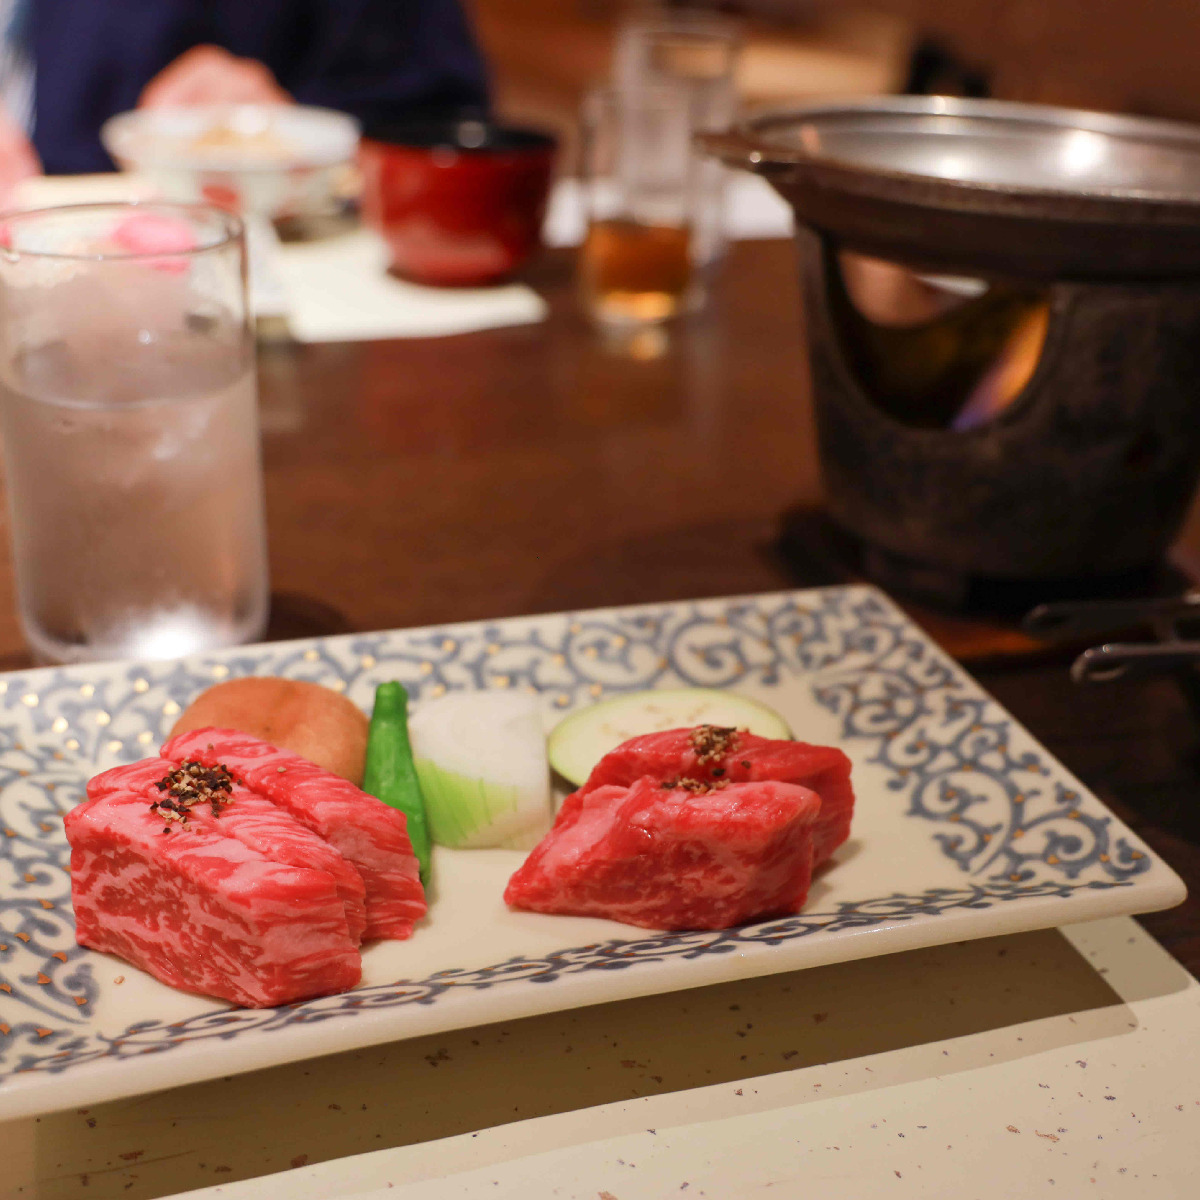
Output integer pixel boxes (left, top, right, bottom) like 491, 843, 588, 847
466, 1, 1200, 138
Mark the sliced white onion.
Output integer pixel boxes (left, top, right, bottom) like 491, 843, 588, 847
407, 691, 553, 850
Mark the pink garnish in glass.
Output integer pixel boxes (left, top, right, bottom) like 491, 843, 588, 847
111, 212, 198, 273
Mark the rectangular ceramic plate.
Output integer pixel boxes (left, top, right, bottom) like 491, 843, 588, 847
0, 586, 1185, 1120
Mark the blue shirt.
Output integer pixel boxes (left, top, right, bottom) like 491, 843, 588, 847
27, 0, 489, 174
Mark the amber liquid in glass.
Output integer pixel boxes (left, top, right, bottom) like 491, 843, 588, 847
580, 218, 692, 324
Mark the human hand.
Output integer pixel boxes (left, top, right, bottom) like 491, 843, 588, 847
139, 45, 291, 108
0, 106, 40, 203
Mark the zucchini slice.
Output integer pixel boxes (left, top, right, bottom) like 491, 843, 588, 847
547, 687, 791, 787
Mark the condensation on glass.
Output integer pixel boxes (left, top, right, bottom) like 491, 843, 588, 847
0, 202, 269, 663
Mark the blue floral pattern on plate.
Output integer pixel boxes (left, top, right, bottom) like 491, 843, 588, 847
0, 586, 1170, 1102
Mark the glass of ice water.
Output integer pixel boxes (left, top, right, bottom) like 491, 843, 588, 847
0, 202, 269, 663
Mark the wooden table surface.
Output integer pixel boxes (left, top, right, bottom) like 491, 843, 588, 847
0, 236, 1196, 972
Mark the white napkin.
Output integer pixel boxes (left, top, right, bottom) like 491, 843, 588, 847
720, 170, 795, 240
275, 229, 548, 342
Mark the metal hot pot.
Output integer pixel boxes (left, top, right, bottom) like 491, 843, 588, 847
704, 97, 1200, 602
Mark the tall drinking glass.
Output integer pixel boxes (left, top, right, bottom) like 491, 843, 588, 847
613, 11, 740, 271
0, 202, 269, 663
578, 85, 697, 331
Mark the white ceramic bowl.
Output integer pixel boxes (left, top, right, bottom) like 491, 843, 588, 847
101, 104, 360, 218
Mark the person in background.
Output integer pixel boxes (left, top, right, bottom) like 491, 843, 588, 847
0, 0, 488, 195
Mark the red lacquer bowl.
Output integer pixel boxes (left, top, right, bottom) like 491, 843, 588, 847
359, 119, 557, 287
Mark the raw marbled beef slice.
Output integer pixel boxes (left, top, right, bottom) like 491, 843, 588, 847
88, 758, 368, 944
163, 728, 426, 939
504, 776, 821, 930
577, 727, 854, 867
65, 787, 360, 1007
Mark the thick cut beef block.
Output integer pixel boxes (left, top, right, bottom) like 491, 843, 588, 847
88, 758, 368, 944
65, 786, 361, 1008
579, 727, 854, 867
504, 775, 821, 930
163, 728, 425, 939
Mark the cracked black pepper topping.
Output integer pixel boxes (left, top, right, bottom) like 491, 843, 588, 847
688, 724, 740, 765
658, 725, 746, 794
150, 761, 238, 832
662, 775, 730, 795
